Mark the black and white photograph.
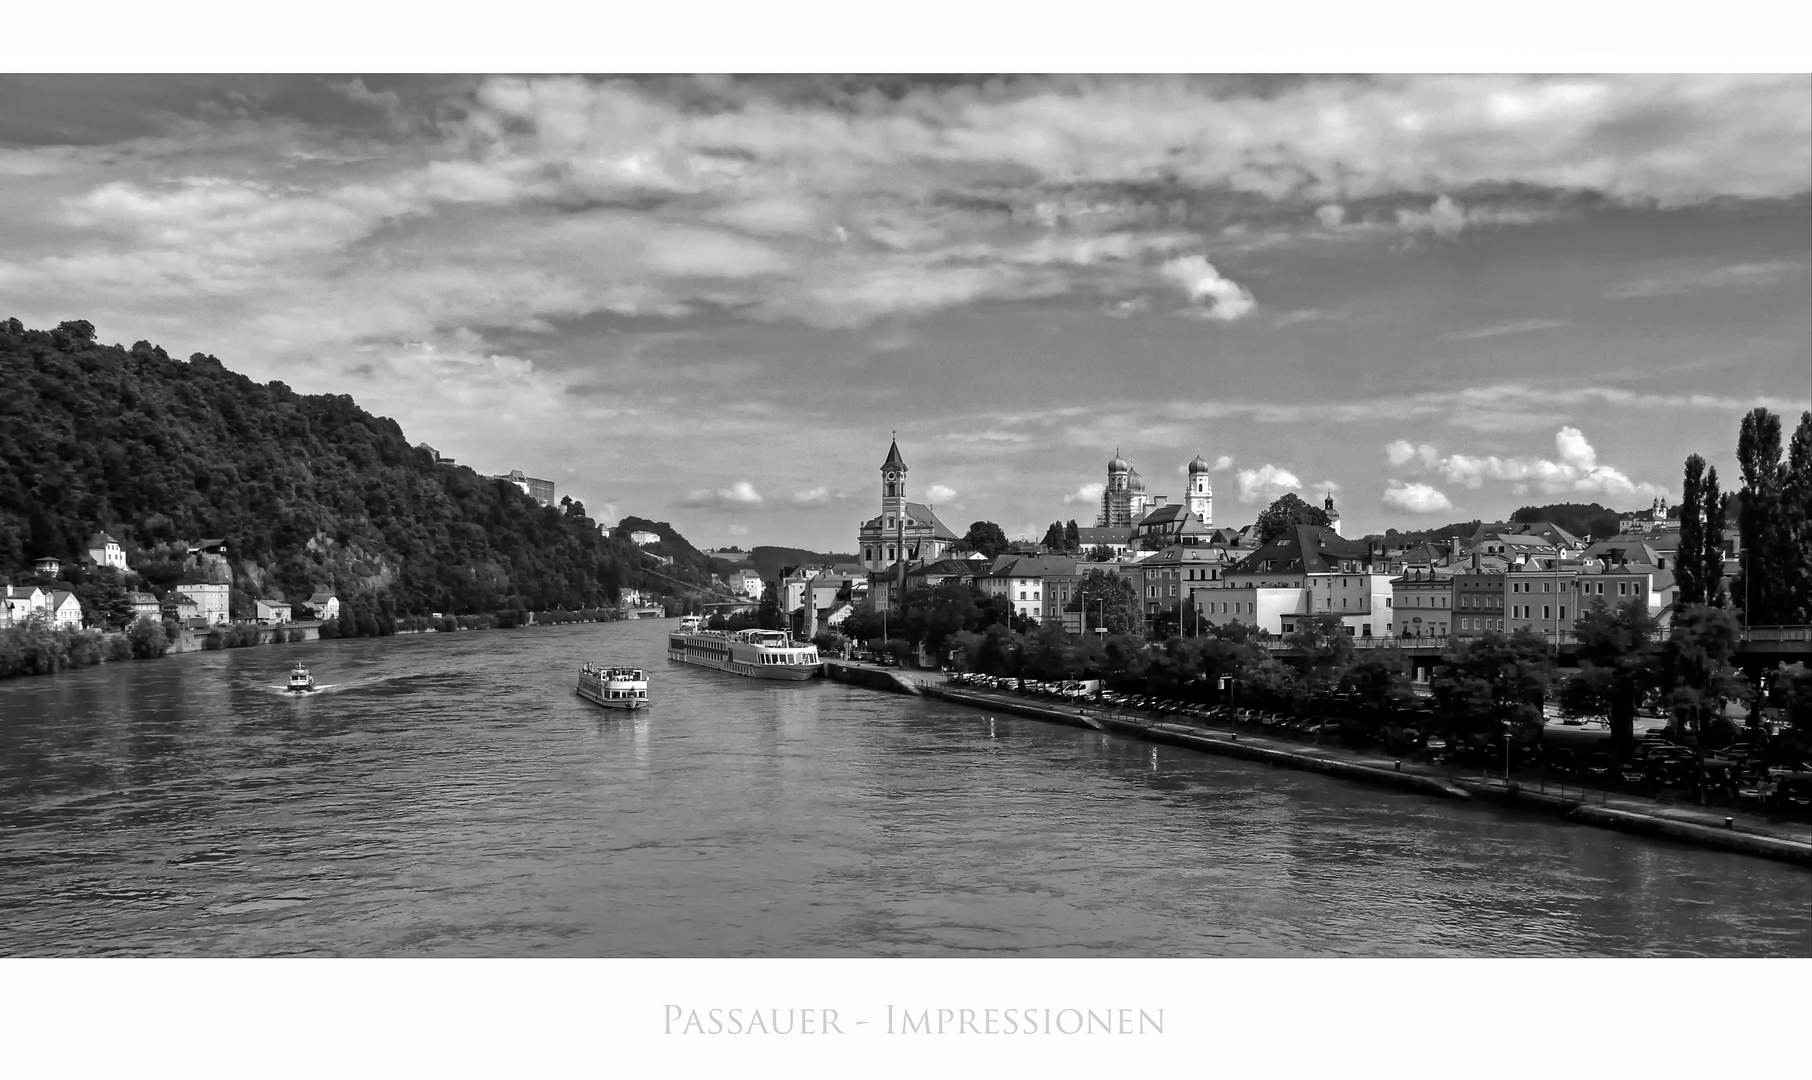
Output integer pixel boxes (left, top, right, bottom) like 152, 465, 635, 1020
1, 7, 1808, 1076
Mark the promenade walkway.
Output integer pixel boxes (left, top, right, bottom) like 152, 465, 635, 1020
913, 681, 1812, 868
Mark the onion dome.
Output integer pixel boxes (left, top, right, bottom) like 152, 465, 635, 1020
1187, 451, 1211, 475
1107, 447, 1130, 474
1127, 467, 1145, 493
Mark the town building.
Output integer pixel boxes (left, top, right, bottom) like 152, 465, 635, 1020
1128, 544, 1239, 631
32, 556, 60, 576
731, 568, 764, 600
86, 531, 127, 571
628, 531, 662, 546
857, 438, 958, 572
1073, 526, 1134, 560
1503, 564, 1580, 640
1390, 567, 1456, 639
1204, 525, 1393, 636
1130, 504, 1209, 550
1452, 555, 1511, 638
128, 592, 162, 621
978, 554, 1079, 624
1572, 563, 1678, 622
255, 599, 292, 624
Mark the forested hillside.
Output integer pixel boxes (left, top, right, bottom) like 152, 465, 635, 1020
0, 318, 715, 616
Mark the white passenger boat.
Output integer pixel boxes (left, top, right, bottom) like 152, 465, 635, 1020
577, 664, 650, 709
666, 628, 821, 681
286, 663, 316, 693
678, 614, 705, 633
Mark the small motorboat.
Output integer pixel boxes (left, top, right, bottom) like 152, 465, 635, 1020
286, 663, 316, 693
577, 663, 649, 710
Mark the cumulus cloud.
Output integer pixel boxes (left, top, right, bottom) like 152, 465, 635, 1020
1396, 194, 1469, 238
1404, 427, 1667, 499
1315, 204, 1347, 228
676, 480, 764, 511
1063, 482, 1107, 505
1382, 480, 1455, 514
924, 484, 958, 504
1213, 455, 1234, 471
1236, 464, 1302, 504
1386, 440, 1441, 468
1160, 255, 1256, 321
789, 487, 850, 507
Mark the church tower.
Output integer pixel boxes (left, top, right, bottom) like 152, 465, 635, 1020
881, 436, 907, 521
1098, 448, 1131, 527
1323, 490, 1342, 537
1186, 452, 1213, 525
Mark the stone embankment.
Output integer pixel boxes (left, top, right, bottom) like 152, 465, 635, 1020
869, 677, 1812, 870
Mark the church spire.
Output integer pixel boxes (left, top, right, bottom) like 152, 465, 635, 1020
881, 434, 907, 472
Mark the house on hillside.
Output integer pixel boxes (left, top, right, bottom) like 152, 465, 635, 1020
628, 531, 661, 546
86, 532, 127, 571
2, 585, 47, 627
179, 583, 230, 626
128, 592, 162, 620
46, 590, 84, 629
255, 599, 292, 624
303, 590, 340, 622
162, 593, 200, 626
32, 556, 61, 576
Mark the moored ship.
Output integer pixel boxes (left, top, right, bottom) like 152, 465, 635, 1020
577, 663, 650, 709
667, 628, 821, 681
678, 614, 705, 633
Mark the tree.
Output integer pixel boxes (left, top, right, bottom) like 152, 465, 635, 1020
1783, 412, 1812, 624
1339, 652, 1417, 715
1064, 520, 1081, 552
756, 581, 782, 630
1254, 493, 1330, 542
1735, 407, 1787, 624
1040, 521, 1065, 552
1569, 597, 1660, 759
1677, 454, 1707, 606
1430, 630, 1556, 740
1065, 568, 1139, 636
1285, 612, 1354, 699
899, 579, 984, 659
1087, 545, 1114, 562
963, 521, 1010, 560
1770, 662, 1812, 735
1700, 466, 1726, 606
1659, 604, 1751, 750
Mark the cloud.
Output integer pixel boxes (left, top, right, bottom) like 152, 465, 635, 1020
789, 486, 848, 507
1386, 440, 1441, 468
1236, 464, 1302, 504
1315, 204, 1346, 229
1440, 319, 1568, 341
1103, 297, 1151, 318
1063, 482, 1106, 505
1415, 427, 1668, 499
728, 524, 750, 535
1603, 260, 1804, 300
1382, 481, 1456, 514
1160, 255, 1256, 321
1212, 455, 1234, 471
1395, 194, 1468, 238
924, 484, 958, 504
676, 480, 765, 511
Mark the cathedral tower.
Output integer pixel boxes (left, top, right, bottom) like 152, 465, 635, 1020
1186, 452, 1213, 525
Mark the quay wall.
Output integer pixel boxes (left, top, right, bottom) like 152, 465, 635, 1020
913, 684, 1812, 869
822, 660, 922, 696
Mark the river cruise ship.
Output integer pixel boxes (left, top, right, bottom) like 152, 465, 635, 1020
678, 615, 705, 633
577, 664, 650, 709
667, 628, 821, 681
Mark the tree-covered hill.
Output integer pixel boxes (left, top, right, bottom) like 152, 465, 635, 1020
0, 318, 714, 615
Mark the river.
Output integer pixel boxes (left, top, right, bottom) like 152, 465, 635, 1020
1, 618, 1806, 957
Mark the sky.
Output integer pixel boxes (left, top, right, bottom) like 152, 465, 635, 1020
2, 73, 1808, 552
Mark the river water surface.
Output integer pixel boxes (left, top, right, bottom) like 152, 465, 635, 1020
1, 619, 1806, 956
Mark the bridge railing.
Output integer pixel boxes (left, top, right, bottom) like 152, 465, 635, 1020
1742, 625, 1812, 643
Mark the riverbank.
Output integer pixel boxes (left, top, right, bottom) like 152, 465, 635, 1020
891, 678, 1812, 869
